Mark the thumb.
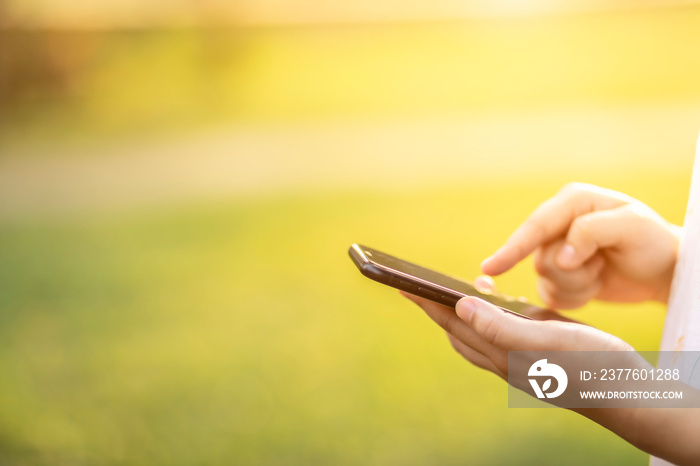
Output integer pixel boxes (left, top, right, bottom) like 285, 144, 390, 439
455, 296, 557, 349
556, 205, 635, 269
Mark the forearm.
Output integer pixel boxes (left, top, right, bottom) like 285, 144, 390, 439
576, 406, 700, 465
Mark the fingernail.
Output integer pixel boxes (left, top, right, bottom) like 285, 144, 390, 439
474, 276, 494, 294
456, 298, 477, 324
557, 244, 577, 267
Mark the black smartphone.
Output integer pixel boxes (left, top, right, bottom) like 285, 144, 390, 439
349, 243, 541, 318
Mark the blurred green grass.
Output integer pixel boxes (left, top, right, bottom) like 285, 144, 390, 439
0, 171, 688, 465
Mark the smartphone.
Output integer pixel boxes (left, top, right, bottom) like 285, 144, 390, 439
349, 243, 541, 318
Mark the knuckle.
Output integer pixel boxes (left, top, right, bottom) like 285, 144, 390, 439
437, 312, 455, 335
533, 246, 557, 277
559, 182, 587, 198
474, 312, 502, 346
529, 221, 548, 243
585, 263, 604, 285
447, 335, 462, 353
570, 215, 594, 239
492, 353, 509, 375
624, 203, 655, 224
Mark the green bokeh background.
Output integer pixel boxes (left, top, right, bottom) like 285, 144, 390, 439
1, 5, 699, 465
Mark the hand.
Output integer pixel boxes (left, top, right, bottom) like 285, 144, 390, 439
481, 182, 681, 308
402, 276, 632, 381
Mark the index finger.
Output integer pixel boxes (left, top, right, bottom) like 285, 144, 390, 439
481, 183, 629, 276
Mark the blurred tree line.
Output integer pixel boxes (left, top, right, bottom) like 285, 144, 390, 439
0, 29, 100, 116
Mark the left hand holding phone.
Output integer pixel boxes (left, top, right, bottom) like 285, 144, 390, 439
402, 276, 632, 379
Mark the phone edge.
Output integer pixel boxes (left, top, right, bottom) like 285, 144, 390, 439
349, 244, 460, 307
349, 244, 532, 319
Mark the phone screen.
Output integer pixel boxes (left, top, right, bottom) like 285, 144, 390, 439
349, 243, 539, 318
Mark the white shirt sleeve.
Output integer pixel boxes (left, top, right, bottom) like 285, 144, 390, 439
651, 133, 700, 466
